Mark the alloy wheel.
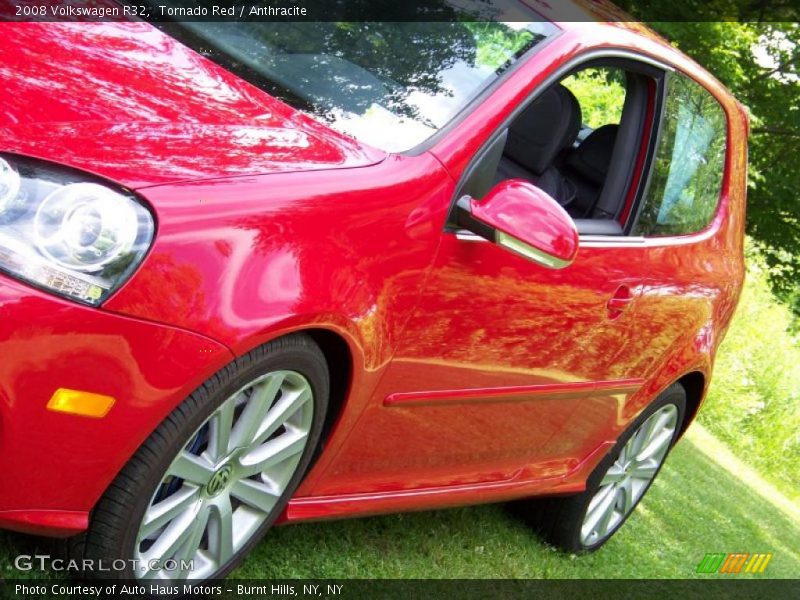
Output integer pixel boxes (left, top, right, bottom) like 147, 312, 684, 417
134, 370, 314, 580
580, 403, 678, 547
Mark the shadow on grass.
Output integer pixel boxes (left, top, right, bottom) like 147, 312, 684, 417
233, 440, 799, 578
1, 439, 797, 579
0, 529, 64, 579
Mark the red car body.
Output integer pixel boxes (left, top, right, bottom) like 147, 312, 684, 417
0, 15, 747, 537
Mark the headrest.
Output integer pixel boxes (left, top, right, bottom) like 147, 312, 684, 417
504, 84, 582, 176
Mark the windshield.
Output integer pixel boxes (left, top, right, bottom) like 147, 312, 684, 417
160, 15, 555, 152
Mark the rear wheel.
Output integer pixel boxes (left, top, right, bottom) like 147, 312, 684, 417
83, 333, 329, 581
521, 383, 686, 552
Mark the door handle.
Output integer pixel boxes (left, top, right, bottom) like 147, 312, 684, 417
607, 285, 634, 318
607, 297, 633, 311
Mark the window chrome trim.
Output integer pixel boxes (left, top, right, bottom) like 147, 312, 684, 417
579, 235, 647, 247
456, 230, 647, 246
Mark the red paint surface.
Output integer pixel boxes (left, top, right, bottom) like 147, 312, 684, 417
0, 18, 747, 533
0, 23, 384, 188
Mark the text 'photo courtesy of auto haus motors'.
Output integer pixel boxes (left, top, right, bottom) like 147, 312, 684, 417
0, 1, 747, 584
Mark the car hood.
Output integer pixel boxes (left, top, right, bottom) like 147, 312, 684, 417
0, 22, 385, 189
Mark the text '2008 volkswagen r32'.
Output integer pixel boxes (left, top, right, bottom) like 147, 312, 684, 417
0, 0, 747, 582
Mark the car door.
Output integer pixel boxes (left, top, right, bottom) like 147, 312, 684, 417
317, 53, 661, 494
351, 216, 646, 489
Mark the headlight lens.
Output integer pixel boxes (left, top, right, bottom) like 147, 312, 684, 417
0, 158, 22, 212
0, 154, 154, 305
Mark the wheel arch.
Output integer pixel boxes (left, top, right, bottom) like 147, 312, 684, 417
302, 328, 354, 446
235, 323, 360, 449
676, 370, 707, 438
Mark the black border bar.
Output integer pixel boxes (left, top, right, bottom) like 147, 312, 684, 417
1, 0, 798, 23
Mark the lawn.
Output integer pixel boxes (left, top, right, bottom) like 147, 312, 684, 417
231, 426, 800, 579
697, 252, 800, 504
2, 425, 796, 580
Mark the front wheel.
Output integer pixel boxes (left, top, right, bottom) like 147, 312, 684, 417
83, 333, 329, 581
521, 383, 686, 552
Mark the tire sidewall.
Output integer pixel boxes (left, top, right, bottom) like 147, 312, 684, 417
89, 337, 329, 580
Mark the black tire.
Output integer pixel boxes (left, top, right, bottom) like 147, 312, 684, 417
80, 333, 329, 580
518, 383, 686, 553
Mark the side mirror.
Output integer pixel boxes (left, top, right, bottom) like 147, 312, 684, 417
454, 179, 579, 269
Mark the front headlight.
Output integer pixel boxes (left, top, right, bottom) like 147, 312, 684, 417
0, 154, 155, 305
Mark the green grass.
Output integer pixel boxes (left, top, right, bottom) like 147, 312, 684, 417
3, 435, 795, 579
699, 248, 800, 504
230, 437, 799, 579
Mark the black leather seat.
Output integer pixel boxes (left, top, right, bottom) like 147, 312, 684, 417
564, 124, 619, 217
495, 84, 582, 206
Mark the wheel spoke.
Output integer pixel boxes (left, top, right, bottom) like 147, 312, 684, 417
651, 408, 675, 434
628, 427, 649, 457
175, 504, 211, 579
208, 398, 236, 461
232, 373, 284, 448
140, 486, 201, 539
586, 480, 616, 516
585, 484, 616, 526
619, 477, 635, 513
637, 414, 659, 449
634, 406, 675, 455
252, 386, 311, 447
209, 495, 234, 565
599, 491, 620, 536
239, 429, 308, 477
168, 451, 216, 486
141, 507, 199, 571
584, 484, 618, 538
139, 564, 162, 581
230, 478, 279, 513
636, 428, 673, 462
600, 464, 626, 486
629, 458, 659, 481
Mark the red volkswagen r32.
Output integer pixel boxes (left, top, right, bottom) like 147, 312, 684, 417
0, 1, 747, 582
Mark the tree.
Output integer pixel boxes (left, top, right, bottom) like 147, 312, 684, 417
654, 22, 799, 298
616, 3, 800, 317
617, 0, 800, 316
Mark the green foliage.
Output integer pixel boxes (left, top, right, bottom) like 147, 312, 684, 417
561, 68, 626, 128
636, 19, 800, 317
700, 243, 800, 501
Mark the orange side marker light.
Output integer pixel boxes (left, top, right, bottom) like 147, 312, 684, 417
46, 388, 116, 418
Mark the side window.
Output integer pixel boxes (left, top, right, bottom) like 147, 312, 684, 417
633, 73, 727, 236
489, 65, 632, 220
561, 67, 626, 134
